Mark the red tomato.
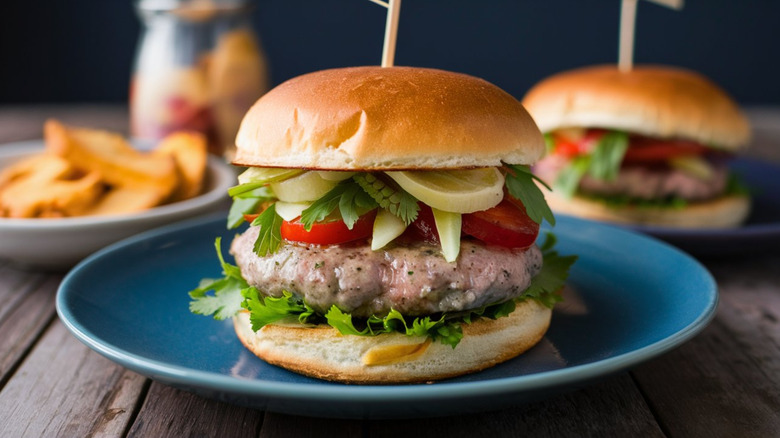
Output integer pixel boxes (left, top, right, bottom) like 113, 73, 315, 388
462, 198, 540, 249
402, 204, 440, 245
622, 137, 709, 163
280, 210, 376, 245
552, 129, 605, 158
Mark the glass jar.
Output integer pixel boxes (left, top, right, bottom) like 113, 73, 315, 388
130, 0, 270, 158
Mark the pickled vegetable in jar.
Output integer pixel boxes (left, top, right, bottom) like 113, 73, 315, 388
130, 0, 269, 158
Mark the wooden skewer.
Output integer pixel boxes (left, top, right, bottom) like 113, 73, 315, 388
381, 0, 402, 67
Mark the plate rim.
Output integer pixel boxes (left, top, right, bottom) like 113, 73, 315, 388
56, 214, 718, 405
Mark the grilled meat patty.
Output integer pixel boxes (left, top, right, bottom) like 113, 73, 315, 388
231, 227, 543, 318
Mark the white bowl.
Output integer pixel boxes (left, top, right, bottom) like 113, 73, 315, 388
0, 140, 235, 271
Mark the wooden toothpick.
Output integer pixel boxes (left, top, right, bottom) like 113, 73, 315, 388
618, 0, 684, 72
369, 0, 402, 67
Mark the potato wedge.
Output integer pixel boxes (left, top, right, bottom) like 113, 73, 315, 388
44, 120, 178, 204
153, 131, 208, 202
0, 154, 73, 190
0, 171, 104, 218
80, 186, 165, 216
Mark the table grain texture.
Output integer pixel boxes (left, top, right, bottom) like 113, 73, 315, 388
0, 105, 778, 438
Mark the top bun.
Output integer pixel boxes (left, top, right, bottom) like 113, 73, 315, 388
522, 65, 750, 150
234, 66, 545, 170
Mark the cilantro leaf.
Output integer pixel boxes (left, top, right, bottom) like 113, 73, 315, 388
251, 204, 283, 256
188, 238, 247, 319
504, 164, 556, 226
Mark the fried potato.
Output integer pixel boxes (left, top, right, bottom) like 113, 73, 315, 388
0, 162, 104, 218
44, 120, 178, 204
0, 154, 72, 189
153, 131, 208, 202
0, 120, 213, 219
80, 186, 165, 216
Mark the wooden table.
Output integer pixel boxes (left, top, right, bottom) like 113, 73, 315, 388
0, 106, 778, 437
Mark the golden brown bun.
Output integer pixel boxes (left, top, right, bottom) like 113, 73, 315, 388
234, 66, 545, 170
522, 65, 750, 150
233, 299, 552, 384
545, 190, 751, 229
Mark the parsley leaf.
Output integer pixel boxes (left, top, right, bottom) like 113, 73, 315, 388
251, 203, 283, 256
188, 238, 247, 319
300, 179, 379, 230
523, 233, 578, 308
504, 164, 556, 226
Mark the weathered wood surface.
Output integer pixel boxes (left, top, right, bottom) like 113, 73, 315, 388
0, 106, 779, 437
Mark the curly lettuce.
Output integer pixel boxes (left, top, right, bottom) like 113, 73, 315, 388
189, 234, 577, 348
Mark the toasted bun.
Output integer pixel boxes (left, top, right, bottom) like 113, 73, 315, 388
234, 66, 545, 170
233, 299, 552, 384
522, 65, 750, 150
544, 190, 751, 229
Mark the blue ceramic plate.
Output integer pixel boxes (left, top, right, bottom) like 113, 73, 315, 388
56, 214, 717, 419
623, 158, 780, 256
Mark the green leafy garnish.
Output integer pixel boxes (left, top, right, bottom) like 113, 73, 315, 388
353, 173, 419, 225
227, 186, 274, 229
250, 203, 284, 256
504, 164, 556, 226
188, 238, 248, 319
553, 130, 629, 198
243, 289, 316, 327
588, 131, 629, 181
300, 178, 378, 230
523, 233, 578, 308
189, 234, 577, 349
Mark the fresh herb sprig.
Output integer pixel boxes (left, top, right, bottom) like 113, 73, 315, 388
300, 178, 379, 230
250, 203, 284, 256
504, 164, 556, 226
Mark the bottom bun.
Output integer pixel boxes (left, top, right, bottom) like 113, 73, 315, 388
545, 192, 751, 229
233, 299, 552, 384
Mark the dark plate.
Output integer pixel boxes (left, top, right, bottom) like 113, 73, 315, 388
56, 214, 716, 419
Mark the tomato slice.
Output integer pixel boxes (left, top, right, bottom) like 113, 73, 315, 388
552, 129, 605, 158
280, 210, 376, 245
462, 198, 539, 249
622, 137, 709, 163
402, 204, 440, 245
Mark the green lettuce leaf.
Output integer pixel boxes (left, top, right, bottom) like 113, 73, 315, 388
553, 130, 629, 198
189, 233, 576, 348
188, 238, 247, 319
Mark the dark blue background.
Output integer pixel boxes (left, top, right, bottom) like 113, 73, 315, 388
1, 0, 777, 104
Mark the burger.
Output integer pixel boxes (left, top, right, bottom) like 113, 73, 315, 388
522, 65, 751, 228
189, 66, 576, 384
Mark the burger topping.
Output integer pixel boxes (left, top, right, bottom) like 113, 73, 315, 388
541, 128, 738, 204
229, 164, 555, 262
